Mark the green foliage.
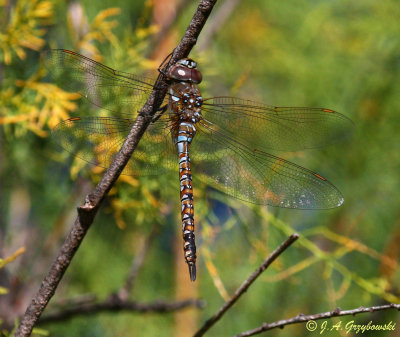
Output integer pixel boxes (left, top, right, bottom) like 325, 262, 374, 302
0, 247, 25, 295
1, 0, 399, 336
0, 0, 52, 65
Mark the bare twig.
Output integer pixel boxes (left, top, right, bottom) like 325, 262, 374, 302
193, 233, 300, 337
233, 304, 400, 337
50, 294, 97, 309
13, 1, 218, 336
39, 298, 205, 324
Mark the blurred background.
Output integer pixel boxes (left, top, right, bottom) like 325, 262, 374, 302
1, 0, 399, 336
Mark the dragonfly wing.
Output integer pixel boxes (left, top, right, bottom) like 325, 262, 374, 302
201, 97, 354, 152
191, 121, 343, 209
43, 49, 159, 115
52, 116, 177, 176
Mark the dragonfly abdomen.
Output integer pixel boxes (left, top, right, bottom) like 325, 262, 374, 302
175, 122, 197, 281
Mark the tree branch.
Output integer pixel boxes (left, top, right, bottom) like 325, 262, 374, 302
13, 1, 218, 336
38, 298, 205, 324
193, 233, 300, 337
233, 304, 400, 337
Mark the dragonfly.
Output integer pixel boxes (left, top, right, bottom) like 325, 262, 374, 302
44, 49, 353, 281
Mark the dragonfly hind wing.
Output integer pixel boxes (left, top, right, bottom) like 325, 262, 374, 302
192, 122, 343, 209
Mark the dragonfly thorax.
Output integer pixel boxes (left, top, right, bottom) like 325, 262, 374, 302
169, 82, 203, 124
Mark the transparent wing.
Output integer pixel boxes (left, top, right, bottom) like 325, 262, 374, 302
43, 49, 160, 115
201, 97, 354, 152
52, 115, 177, 176
45, 49, 176, 175
191, 120, 343, 209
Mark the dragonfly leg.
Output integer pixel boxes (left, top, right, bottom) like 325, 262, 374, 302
158, 50, 175, 76
158, 67, 168, 77
151, 104, 168, 123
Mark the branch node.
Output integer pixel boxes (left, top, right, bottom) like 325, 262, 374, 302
198, 300, 207, 309
78, 196, 95, 212
389, 303, 399, 311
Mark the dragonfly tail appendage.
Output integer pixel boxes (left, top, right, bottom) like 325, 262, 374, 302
183, 220, 197, 282
187, 261, 197, 282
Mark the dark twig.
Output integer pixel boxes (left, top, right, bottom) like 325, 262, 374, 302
193, 233, 300, 337
233, 304, 400, 337
39, 298, 205, 324
13, 1, 218, 336
50, 294, 97, 309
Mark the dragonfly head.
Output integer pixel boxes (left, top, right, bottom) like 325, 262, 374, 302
178, 58, 197, 69
168, 58, 202, 84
